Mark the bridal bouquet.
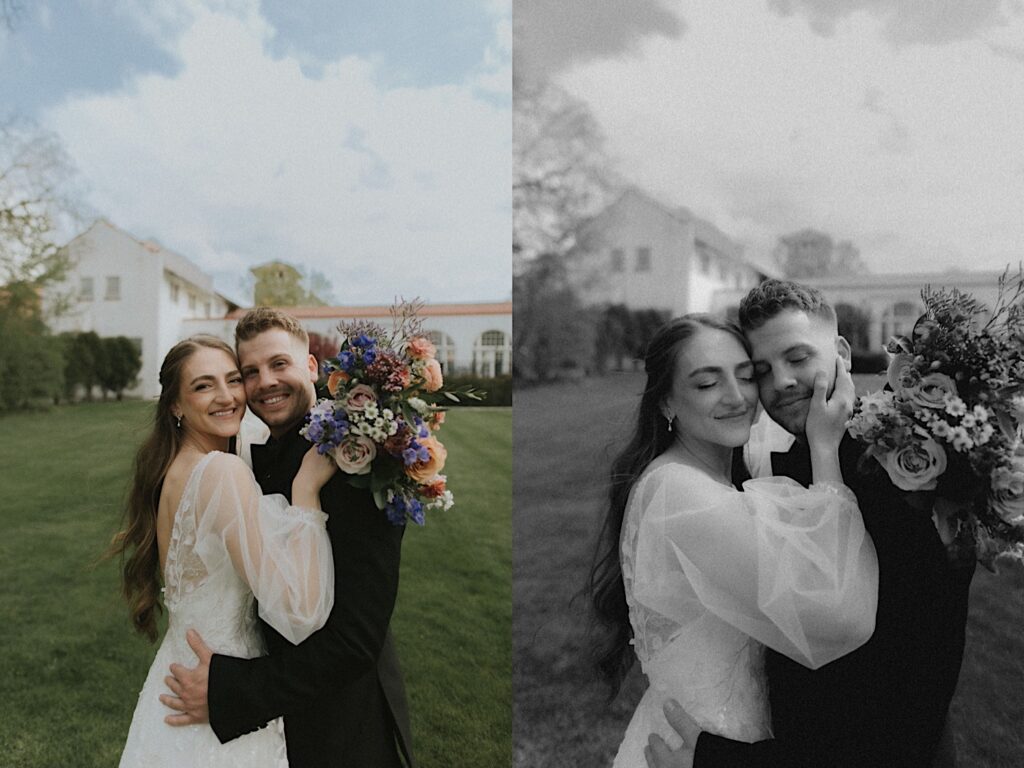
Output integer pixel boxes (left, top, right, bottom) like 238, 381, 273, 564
847, 267, 1024, 566
300, 300, 482, 525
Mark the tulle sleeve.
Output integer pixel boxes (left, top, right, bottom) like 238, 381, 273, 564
192, 453, 334, 645
632, 466, 878, 669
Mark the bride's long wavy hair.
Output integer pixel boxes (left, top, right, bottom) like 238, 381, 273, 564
586, 314, 750, 696
108, 335, 236, 642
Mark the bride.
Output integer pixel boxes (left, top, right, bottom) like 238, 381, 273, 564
587, 315, 878, 767
111, 335, 336, 767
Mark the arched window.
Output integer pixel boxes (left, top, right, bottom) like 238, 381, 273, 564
882, 301, 920, 341
425, 330, 456, 374
473, 329, 510, 377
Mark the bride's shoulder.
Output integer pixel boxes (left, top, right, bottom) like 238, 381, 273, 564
196, 451, 254, 487
634, 460, 732, 502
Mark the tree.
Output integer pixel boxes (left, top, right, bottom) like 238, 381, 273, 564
513, 253, 596, 381
773, 228, 869, 279
513, 77, 616, 265
97, 336, 142, 400
1, 119, 76, 310
64, 331, 103, 401
0, 121, 78, 410
252, 261, 331, 306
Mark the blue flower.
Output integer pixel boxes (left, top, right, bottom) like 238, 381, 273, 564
402, 447, 418, 466
362, 348, 377, 366
385, 495, 410, 526
352, 334, 376, 349
408, 498, 425, 525
338, 350, 356, 372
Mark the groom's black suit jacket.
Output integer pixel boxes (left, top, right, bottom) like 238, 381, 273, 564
696, 435, 974, 768
208, 422, 416, 768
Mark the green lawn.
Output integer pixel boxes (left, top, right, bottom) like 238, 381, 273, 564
0, 401, 510, 768
514, 374, 1024, 768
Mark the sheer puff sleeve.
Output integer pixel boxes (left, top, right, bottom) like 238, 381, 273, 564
632, 465, 878, 670
192, 452, 334, 645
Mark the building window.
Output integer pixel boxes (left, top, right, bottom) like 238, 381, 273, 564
635, 247, 652, 272
170, 283, 179, 303
204, 302, 211, 318
719, 264, 729, 281
426, 330, 456, 374
105, 276, 120, 301
610, 248, 625, 273
79, 277, 94, 301
188, 293, 196, 311
699, 253, 710, 274
473, 330, 510, 377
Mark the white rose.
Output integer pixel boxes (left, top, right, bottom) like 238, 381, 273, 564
877, 437, 947, 491
990, 487, 1024, 525
903, 373, 957, 410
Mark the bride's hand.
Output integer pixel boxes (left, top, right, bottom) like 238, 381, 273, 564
292, 447, 338, 508
805, 357, 855, 452
644, 699, 699, 768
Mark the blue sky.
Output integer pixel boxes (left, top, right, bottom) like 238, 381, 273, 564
2, 0, 511, 304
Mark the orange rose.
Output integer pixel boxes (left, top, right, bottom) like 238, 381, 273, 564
421, 358, 443, 392
429, 410, 446, 431
327, 370, 350, 396
405, 436, 447, 483
407, 336, 437, 360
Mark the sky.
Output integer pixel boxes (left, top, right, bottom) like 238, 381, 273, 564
515, 0, 1024, 276
2, 0, 511, 304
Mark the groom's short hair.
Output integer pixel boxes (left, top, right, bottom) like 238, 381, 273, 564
738, 278, 837, 331
234, 306, 309, 348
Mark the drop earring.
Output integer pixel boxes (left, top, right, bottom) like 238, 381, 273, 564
666, 415, 673, 432
176, 414, 182, 428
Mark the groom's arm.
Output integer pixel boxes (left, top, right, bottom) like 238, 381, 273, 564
207, 482, 404, 743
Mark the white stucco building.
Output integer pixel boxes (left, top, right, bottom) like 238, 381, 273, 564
565, 188, 768, 315
48, 220, 511, 398
48, 220, 240, 399
187, 303, 513, 380
712, 269, 1007, 352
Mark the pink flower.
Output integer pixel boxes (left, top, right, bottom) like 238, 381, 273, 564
407, 336, 437, 360
421, 358, 443, 392
333, 435, 376, 475
344, 383, 377, 412
876, 437, 947, 491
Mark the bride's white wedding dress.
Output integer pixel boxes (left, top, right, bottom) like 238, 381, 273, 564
119, 451, 334, 768
612, 462, 878, 767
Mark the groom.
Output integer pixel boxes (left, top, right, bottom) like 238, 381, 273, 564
160, 307, 416, 767
647, 279, 974, 768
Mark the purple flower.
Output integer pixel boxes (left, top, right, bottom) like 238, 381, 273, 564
402, 447, 418, 466
338, 350, 356, 372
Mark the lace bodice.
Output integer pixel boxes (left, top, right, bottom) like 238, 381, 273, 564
119, 451, 334, 768
612, 462, 878, 767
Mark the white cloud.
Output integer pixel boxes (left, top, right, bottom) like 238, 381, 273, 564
43, 3, 510, 304
552, 1, 1024, 275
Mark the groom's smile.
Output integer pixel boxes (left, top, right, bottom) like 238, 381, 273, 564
238, 328, 319, 438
